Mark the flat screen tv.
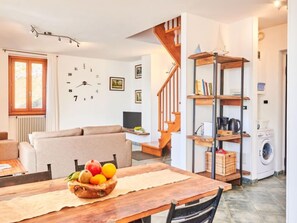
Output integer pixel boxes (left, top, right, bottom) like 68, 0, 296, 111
123, 112, 141, 129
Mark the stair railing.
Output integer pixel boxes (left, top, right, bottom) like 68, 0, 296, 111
157, 64, 180, 131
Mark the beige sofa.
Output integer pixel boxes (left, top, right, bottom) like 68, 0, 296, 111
19, 125, 132, 179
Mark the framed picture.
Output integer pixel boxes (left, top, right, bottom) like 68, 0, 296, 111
135, 90, 142, 104
135, 64, 142, 79
109, 77, 125, 91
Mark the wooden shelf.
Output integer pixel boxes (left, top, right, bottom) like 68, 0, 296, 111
187, 135, 213, 147
197, 169, 250, 182
187, 95, 250, 106
187, 133, 250, 146
188, 52, 249, 68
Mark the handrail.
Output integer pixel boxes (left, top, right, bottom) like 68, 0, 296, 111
157, 65, 179, 96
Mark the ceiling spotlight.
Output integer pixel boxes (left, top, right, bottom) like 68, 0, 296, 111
58, 37, 61, 41
273, 0, 287, 9
274, 0, 282, 8
30, 27, 34, 34
69, 39, 72, 44
77, 43, 80, 48
35, 33, 38, 39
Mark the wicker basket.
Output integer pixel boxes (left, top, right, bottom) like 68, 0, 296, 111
205, 151, 236, 176
68, 176, 117, 198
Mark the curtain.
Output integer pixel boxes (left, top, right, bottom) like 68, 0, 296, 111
46, 54, 59, 131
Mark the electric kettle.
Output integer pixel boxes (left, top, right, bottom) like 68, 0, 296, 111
228, 118, 241, 133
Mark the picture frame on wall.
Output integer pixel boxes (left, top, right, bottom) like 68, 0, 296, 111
135, 64, 142, 79
109, 77, 125, 91
135, 90, 142, 104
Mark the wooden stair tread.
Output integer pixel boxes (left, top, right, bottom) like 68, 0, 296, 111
142, 141, 160, 148
142, 142, 162, 157
165, 26, 181, 33
172, 112, 180, 115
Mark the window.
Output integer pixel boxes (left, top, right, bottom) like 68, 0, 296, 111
9, 56, 47, 115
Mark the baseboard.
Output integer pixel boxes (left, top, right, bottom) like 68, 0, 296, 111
242, 177, 258, 185
274, 170, 284, 176
132, 141, 141, 146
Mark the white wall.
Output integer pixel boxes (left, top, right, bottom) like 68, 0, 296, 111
58, 55, 133, 129
127, 51, 173, 142
287, 0, 297, 222
258, 24, 287, 172
181, 13, 224, 172
224, 17, 258, 179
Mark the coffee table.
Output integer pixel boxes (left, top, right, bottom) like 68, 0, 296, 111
0, 159, 27, 177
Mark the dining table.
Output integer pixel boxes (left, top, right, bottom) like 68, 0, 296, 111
0, 163, 231, 223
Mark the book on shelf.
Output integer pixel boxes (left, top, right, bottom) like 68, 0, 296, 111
195, 79, 204, 95
195, 79, 213, 96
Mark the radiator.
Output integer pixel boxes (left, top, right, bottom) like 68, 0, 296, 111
16, 116, 46, 142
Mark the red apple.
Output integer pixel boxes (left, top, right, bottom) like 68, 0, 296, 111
85, 159, 102, 176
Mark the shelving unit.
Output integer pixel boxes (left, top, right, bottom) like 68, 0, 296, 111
188, 52, 249, 185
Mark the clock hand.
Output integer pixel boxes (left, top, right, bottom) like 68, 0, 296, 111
76, 83, 83, 88
76, 81, 92, 88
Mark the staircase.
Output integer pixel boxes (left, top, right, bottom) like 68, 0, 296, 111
141, 16, 181, 157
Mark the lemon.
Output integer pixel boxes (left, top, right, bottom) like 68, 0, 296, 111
102, 163, 117, 178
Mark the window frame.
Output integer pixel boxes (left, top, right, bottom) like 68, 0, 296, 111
9, 56, 47, 116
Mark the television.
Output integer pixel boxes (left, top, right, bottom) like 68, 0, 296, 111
123, 112, 141, 129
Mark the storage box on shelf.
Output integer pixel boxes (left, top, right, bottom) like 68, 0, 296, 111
205, 151, 236, 176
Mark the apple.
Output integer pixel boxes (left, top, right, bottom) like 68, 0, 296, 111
85, 159, 102, 176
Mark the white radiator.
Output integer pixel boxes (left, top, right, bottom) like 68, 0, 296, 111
16, 116, 46, 142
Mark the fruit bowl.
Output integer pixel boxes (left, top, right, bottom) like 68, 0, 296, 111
68, 176, 117, 198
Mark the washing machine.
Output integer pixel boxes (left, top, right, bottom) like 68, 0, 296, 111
257, 129, 275, 180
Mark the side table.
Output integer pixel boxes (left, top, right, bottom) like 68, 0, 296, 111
0, 159, 27, 177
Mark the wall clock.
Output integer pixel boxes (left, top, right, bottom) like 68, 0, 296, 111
66, 63, 101, 101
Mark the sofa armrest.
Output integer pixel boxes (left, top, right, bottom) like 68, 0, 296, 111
19, 142, 36, 173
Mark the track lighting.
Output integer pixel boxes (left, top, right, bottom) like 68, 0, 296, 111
30, 25, 80, 47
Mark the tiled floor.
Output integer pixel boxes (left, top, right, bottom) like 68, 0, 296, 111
132, 147, 286, 223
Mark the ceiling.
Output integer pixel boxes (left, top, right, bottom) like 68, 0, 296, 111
0, 0, 287, 61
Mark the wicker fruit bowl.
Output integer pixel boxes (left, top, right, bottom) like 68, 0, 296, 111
68, 176, 117, 199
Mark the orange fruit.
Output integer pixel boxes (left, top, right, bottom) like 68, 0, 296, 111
102, 163, 117, 178
90, 174, 107, 185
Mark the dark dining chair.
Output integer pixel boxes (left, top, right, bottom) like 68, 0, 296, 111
0, 164, 52, 188
74, 154, 118, 171
166, 187, 223, 223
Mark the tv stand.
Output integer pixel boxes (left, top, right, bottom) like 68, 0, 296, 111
123, 128, 150, 144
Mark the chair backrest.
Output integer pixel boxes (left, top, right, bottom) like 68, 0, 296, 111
0, 164, 52, 188
74, 154, 118, 172
166, 187, 223, 223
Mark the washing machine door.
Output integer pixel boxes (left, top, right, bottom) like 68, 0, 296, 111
260, 140, 274, 165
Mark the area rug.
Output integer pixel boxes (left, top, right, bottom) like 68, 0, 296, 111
132, 151, 159, 161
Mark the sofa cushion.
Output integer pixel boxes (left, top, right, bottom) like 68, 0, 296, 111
32, 128, 82, 146
83, 125, 122, 135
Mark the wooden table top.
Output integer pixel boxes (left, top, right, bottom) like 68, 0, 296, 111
0, 163, 231, 223
0, 159, 27, 177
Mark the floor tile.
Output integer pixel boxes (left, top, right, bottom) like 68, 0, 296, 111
131, 146, 286, 222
